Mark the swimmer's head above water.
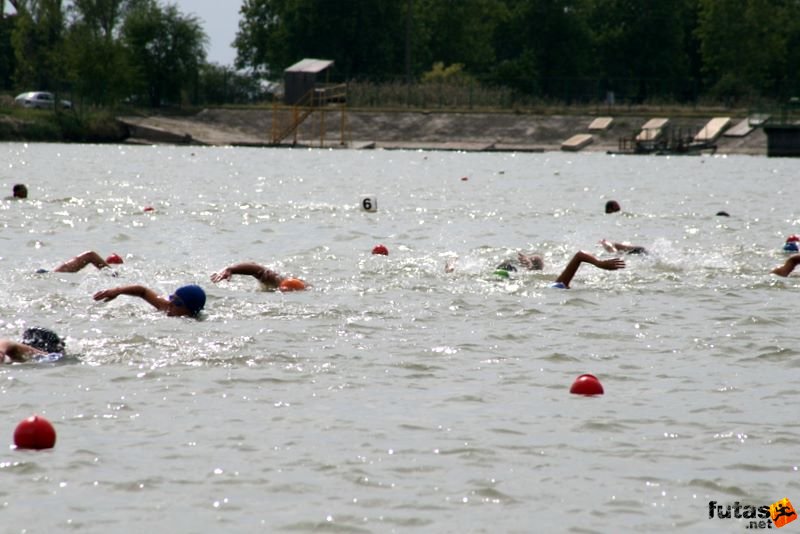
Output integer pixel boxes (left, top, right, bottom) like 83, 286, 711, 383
22, 327, 64, 353
446, 252, 544, 274
495, 261, 517, 272
605, 200, 621, 214
169, 285, 206, 317
517, 253, 543, 270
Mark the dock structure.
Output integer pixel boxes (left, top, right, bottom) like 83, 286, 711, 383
694, 117, 731, 143
761, 100, 800, 157
636, 118, 670, 142
612, 116, 722, 156
726, 114, 770, 138
588, 117, 614, 131
724, 118, 756, 138
561, 133, 593, 151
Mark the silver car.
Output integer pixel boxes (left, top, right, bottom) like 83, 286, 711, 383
14, 91, 72, 109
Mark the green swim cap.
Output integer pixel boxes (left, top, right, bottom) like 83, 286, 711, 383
493, 269, 510, 278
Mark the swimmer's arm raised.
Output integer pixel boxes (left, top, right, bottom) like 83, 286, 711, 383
599, 240, 645, 254
555, 251, 625, 289
211, 262, 282, 287
599, 239, 618, 253
54, 251, 110, 273
772, 254, 800, 277
93, 285, 169, 311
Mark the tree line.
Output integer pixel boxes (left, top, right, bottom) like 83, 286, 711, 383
2, 0, 799, 110
0, 0, 257, 108
235, 0, 800, 106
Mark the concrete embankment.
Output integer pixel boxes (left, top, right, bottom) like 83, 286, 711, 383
117, 108, 768, 156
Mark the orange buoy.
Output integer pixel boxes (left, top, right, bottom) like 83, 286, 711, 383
279, 278, 306, 292
14, 415, 57, 450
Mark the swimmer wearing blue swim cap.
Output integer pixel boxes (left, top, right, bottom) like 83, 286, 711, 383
93, 283, 206, 317
170, 285, 206, 317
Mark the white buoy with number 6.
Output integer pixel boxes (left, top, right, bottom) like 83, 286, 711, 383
360, 195, 377, 212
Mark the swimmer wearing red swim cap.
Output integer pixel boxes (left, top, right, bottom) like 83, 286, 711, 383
50, 250, 120, 273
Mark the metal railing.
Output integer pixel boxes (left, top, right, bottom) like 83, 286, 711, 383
270, 83, 348, 145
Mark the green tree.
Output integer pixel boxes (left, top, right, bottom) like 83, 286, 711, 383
0, 10, 17, 90
413, 0, 508, 77
11, 0, 67, 91
697, 0, 796, 103
489, 0, 595, 100
588, 0, 694, 103
234, 0, 408, 80
199, 62, 263, 104
783, 5, 800, 100
64, 0, 131, 107
121, 0, 207, 107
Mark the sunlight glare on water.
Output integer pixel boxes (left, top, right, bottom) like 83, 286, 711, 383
1, 143, 799, 532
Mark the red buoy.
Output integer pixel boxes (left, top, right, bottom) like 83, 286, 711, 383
372, 244, 389, 256
14, 415, 57, 450
569, 374, 604, 395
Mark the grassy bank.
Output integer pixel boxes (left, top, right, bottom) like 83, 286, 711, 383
0, 97, 128, 143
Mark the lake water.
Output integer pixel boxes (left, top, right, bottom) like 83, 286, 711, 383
1, 143, 799, 533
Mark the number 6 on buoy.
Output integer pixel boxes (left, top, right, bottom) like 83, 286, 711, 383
361, 195, 377, 212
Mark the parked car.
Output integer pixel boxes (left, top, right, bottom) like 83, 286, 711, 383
14, 91, 72, 110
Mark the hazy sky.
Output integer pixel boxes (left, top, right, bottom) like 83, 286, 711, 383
171, 0, 240, 66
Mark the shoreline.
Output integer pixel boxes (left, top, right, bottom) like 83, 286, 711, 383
0, 106, 769, 155
117, 108, 769, 156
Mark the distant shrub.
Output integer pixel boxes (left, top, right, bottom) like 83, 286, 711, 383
421, 63, 475, 86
